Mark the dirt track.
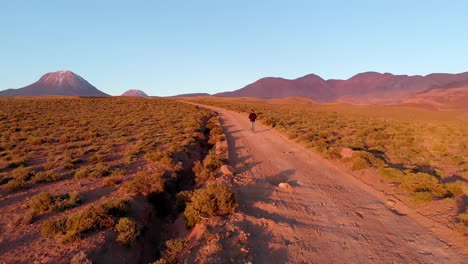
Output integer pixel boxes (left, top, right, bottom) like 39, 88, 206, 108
196, 103, 467, 264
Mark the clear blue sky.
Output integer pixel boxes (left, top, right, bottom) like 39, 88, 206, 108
2, 0, 468, 96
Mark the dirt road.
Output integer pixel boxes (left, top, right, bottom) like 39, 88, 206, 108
197, 103, 467, 264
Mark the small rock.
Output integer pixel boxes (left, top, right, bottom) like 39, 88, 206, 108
386, 199, 396, 207
340, 148, 354, 159
220, 165, 235, 176
278, 182, 292, 189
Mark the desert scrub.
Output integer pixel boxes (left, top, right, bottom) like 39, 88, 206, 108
62, 205, 114, 242
115, 217, 141, 246
349, 151, 385, 171
41, 218, 67, 236
3, 179, 25, 192
154, 238, 189, 264
0, 172, 12, 185
193, 151, 224, 186
12, 166, 35, 181
378, 167, 405, 182
184, 184, 238, 228
124, 170, 165, 195
31, 171, 60, 183
29, 191, 81, 213
102, 198, 131, 216
176, 190, 194, 211
400, 172, 451, 199
457, 209, 468, 224
90, 163, 112, 178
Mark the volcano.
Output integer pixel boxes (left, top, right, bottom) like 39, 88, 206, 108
121, 89, 149, 97
0, 70, 109, 97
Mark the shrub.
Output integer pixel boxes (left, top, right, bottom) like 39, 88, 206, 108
70, 251, 92, 264
457, 209, 468, 224
30, 192, 81, 213
323, 146, 342, 160
12, 166, 35, 181
176, 190, 193, 211
102, 198, 131, 217
0, 172, 12, 185
74, 167, 89, 179
31, 171, 60, 183
116, 217, 141, 246
400, 172, 450, 198
4, 179, 25, 192
41, 218, 67, 236
52, 192, 81, 212
184, 184, 237, 228
349, 151, 385, 171
155, 238, 188, 264
378, 167, 405, 182
193, 151, 224, 186
62, 205, 114, 242
411, 192, 433, 204
29, 192, 54, 212
102, 176, 122, 186
445, 182, 464, 197
90, 163, 112, 178
124, 170, 164, 195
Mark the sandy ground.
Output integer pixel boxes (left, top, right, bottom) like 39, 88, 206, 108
194, 103, 467, 264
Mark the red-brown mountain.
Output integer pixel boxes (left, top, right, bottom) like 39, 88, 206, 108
215, 71, 468, 102
121, 89, 148, 97
0, 70, 109, 97
216, 74, 334, 102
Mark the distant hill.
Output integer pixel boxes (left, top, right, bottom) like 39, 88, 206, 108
215, 71, 468, 103
400, 85, 468, 110
0, 70, 109, 97
121, 89, 148, 97
171, 93, 211, 98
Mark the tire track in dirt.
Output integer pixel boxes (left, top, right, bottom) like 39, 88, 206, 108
188, 102, 467, 264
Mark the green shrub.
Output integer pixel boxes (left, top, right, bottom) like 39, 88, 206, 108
90, 163, 112, 178
176, 190, 193, 211
193, 151, 224, 186
12, 166, 35, 181
184, 184, 237, 228
30, 192, 81, 213
102, 198, 131, 217
457, 209, 468, 224
70, 251, 92, 264
62, 205, 114, 242
4, 179, 25, 192
350, 151, 385, 171
74, 167, 89, 179
41, 218, 67, 236
0, 172, 12, 185
411, 192, 433, 204
378, 167, 405, 182
29, 192, 53, 212
401, 172, 450, 198
31, 171, 60, 183
124, 170, 164, 195
323, 146, 342, 159
52, 192, 81, 212
116, 217, 141, 246
155, 238, 189, 264
102, 176, 122, 186
444, 182, 464, 197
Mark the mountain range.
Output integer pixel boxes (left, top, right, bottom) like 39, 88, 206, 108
215, 71, 468, 103
1, 70, 467, 107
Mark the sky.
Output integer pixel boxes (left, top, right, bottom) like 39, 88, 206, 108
1, 0, 468, 96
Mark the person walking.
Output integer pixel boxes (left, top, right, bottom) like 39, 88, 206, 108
248, 110, 257, 132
